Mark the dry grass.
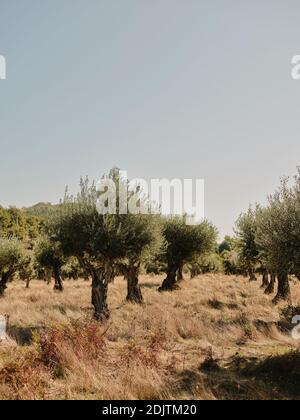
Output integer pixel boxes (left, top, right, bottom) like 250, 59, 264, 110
0, 274, 300, 400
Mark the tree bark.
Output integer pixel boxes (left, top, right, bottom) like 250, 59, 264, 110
264, 273, 276, 295
249, 269, 257, 282
108, 268, 116, 284
159, 263, 180, 292
261, 271, 269, 288
272, 272, 291, 304
190, 268, 197, 279
53, 266, 64, 292
91, 268, 110, 321
0, 279, 7, 296
177, 263, 184, 282
25, 279, 31, 289
125, 266, 143, 304
0, 272, 10, 297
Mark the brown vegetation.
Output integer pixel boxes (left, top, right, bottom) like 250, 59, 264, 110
0, 274, 300, 400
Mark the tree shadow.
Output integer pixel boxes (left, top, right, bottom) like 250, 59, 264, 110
7, 325, 45, 346
176, 351, 300, 400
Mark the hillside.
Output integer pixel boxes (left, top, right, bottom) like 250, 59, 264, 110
23, 202, 59, 219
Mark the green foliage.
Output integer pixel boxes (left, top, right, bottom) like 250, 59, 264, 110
256, 173, 300, 275
0, 207, 42, 240
51, 179, 125, 271
52, 175, 164, 274
198, 253, 224, 273
189, 252, 223, 276
0, 238, 28, 292
235, 207, 260, 275
35, 237, 65, 274
18, 251, 36, 282
218, 236, 234, 254
221, 249, 247, 275
162, 217, 217, 267
61, 257, 86, 280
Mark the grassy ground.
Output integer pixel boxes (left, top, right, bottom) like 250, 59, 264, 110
0, 274, 300, 400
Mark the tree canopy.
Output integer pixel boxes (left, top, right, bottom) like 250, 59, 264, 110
159, 217, 217, 291
0, 238, 28, 295
0, 207, 42, 241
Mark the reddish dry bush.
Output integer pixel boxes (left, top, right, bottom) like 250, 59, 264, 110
0, 349, 50, 399
38, 319, 107, 375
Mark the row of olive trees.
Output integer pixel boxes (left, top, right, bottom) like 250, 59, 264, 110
0, 170, 217, 321
49, 173, 217, 320
0, 236, 80, 296
235, 169, 300, 304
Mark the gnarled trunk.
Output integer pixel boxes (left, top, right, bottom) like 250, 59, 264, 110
0, 279, 7, 297
91, 268, 110, 321
108, 268, 116, 284
261, 271, 269, 288
249, 269, 257, 282
177, 263, 184, 282
125, 266, 143, 304
0, 272, 10, 297
272, 272, 291, 304
264, 273, 276, 295
159, 263, 180, 292
53, 266, 64, 292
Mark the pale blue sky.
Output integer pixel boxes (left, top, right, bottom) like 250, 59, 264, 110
1, 0, 300, 238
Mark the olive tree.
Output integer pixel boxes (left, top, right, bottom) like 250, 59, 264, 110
52, 175, 163, 319
115, 213, 163, 303
35, 237, 65, 292
18, 251, 35, 288
158, 217, 217, 291
235, 208, 260, 281
256, 175, 300, 303
99, 168, 164, 304
188, 252, 223, 277
51, 188, 114, 319
0, 238, 28, 296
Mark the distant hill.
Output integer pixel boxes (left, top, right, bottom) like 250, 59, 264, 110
23, 202, 59, 219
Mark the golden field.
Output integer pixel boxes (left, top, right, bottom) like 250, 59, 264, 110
0, 274, 300, 400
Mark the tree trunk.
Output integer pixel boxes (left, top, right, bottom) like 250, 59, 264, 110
25, 278, 31, 289
249, 269, 257, 282
190, 268, 197, 279
91, 269, 110, 321
177, 263, 184, 282
53, 266, 64, 292
264, 273, 276, 295
272, 272, 291, 304
0, 273, 10, 297
0, 280, 7, 296
46, 270, 52, 285
159, 263, 180, 292
107, 268, 116, 284
261, 271, 269, 288
125, 267, 143, 304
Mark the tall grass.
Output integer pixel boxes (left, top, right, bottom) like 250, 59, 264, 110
0, 274, 299, 400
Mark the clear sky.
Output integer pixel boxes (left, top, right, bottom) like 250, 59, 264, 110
1, 0, 300, 239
